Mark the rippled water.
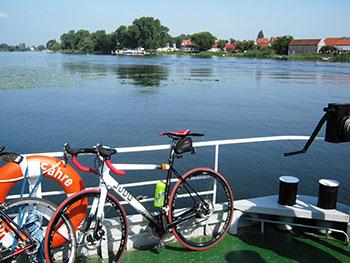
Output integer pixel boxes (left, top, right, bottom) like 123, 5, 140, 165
1, 52, 350, 204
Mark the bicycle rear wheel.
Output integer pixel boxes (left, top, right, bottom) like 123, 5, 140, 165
168, 168, 234, 250
2, 197, 74, 263
45, 189, 128, 263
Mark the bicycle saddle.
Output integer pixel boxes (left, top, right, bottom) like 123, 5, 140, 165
160, 130, 191, 137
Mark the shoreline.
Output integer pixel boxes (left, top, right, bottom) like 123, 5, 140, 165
1, 50, 350, 63
157, 50, 350, 63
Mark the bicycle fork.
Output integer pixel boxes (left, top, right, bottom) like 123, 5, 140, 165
86, 185, 107, 235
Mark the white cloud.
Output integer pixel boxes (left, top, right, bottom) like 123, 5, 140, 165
0, 12, 9, 18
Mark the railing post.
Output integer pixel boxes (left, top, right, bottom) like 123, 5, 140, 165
214, 144, 219, 172
213, 144, 219, 205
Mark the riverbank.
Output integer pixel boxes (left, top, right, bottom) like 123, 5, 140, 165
2, 49, 349, 63
158, 50, 350, 62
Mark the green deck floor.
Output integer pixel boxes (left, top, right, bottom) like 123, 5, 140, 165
122, 226, 350, 263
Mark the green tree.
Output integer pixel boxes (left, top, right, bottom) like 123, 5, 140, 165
271, 35, 293, 55
235, 40, 255, 52
0, 43, 9, 51
217, 39, 228, 50
257, 30, 264, 39
191, 32, 216, 51
18, 43, 28, 51
60, 30, 76, 50
46, 40, 60, 51
114, 25, 129, 48
91, 30, 113, 54
114, 25, 140, 49
114, 17, 171, 50
37, 45, 46, 51
74, 30, 92, 51
80, 37, 94, 53
319, 45, 339, 56
131, 17, 171, 49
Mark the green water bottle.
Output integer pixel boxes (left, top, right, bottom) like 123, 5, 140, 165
154, 181, 166, 207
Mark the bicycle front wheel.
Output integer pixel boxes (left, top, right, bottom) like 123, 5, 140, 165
168, 168, 234, 250
45, 189, 128, 263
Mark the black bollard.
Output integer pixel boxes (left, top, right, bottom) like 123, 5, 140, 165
317, 179, 339, 209
278, 176, 299, 206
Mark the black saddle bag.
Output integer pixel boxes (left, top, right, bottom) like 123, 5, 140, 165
174, 137, 194, 154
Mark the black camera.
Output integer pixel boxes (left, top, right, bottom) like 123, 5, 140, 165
325, 103, 350, 143
285, 103, 350, 156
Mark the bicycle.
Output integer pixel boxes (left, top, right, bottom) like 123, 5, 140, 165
44, 130, 234, 262
0, 148, 76, 263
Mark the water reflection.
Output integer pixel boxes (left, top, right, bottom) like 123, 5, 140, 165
190, 68, 213, 77
62, 62, 110, 76
115, 65, 168, 87
1, 53, 350, 91
61, 62, 169, 87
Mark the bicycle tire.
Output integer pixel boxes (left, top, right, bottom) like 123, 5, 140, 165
1, 197, 75, 263
168, 167, 234, 250
45, 189, 128, 263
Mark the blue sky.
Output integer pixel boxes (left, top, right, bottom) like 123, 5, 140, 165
0, 0, 349, 45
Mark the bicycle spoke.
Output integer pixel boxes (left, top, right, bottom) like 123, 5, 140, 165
46, 190, 127, 263
169, 169, 233, 250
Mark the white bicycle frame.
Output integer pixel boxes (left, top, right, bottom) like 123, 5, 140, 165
89, 160, 158, 226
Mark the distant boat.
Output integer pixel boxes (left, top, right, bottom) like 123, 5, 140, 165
115, 47, 149, 56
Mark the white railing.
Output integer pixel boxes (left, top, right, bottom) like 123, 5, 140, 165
8, 135, 317, 204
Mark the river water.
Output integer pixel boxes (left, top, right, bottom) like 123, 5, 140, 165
1, 52, 350, 205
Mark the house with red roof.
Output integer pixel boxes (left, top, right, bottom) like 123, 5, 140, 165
288, 39, 322, 55
323, 38, 350, 53
256, 38, 270, 48
224, 43, 236, 52
181, 39, 199, 52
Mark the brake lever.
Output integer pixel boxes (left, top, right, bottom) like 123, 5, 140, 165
63, 150, 68, 166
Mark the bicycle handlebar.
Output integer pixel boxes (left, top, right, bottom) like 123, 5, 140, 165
105, 160, 125, 176
64, 143, 96, 156
64, 143, 125, 176
72, 156, 97, 174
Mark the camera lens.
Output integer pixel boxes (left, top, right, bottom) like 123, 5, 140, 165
344, 116, 350, 137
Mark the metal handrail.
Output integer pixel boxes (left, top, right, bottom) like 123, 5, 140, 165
7, 135, 318, 202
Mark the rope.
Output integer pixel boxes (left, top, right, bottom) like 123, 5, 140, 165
11, 164, 45, 262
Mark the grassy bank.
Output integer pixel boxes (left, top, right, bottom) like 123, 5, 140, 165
47, 49, 350, 63
332, 53, 350, 62
158, 50, 350, 63
233, 49, 276, 59
60, 49, 110, 55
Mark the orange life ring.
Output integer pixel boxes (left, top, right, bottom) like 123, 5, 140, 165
0, 155, 86, 247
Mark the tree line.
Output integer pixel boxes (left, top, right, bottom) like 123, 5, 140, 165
1, 17, 295, 56
46, 17, 174, 54
0, 43, 32, 52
